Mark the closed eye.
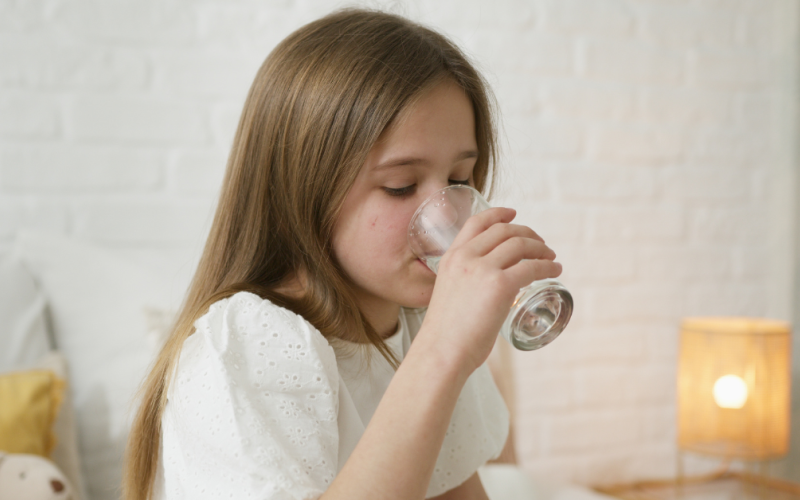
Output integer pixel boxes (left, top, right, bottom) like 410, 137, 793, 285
383, 179, 471, 197
383, 185, 416, 197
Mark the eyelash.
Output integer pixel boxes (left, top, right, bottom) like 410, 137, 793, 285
384, 179, 470, 197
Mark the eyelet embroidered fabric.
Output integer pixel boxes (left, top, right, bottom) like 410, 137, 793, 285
155, 291, 508, 499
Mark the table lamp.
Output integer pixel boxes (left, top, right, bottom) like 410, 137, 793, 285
678, 317, 791, 461
593, 318, 794, 498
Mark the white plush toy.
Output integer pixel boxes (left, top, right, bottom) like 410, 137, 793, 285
0, 452, 74, 500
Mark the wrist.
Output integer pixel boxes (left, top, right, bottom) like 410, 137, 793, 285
407, 323, 474, 386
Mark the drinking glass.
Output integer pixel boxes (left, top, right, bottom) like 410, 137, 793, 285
408, 185, 573, 350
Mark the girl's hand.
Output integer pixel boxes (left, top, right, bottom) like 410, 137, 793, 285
419, 207, 562, 374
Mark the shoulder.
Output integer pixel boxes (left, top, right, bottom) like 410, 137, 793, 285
190, 291, 338, 374
162, 294, 340, 496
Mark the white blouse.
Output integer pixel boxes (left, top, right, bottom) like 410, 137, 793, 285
155, 291, 508, 499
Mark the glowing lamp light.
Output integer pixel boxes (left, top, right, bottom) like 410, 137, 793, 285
712, 375, 748, 409
678, 317, 791, 460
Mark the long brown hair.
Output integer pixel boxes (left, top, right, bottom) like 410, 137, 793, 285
123, 8, 498, 499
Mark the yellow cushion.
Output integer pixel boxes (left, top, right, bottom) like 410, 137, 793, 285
0, 369, 64, 456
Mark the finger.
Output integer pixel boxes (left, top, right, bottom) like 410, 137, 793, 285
486, 237, 556, 269
450, 207, 516, 248
468, 223, 545, 257
504, 259, 563, 290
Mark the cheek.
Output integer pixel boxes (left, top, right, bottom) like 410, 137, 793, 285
334, 208, 405, 262
360, 212, 409, 258
378, 207, 417, 249
375, 210, 408, 234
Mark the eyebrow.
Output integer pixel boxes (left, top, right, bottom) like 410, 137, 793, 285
373, 150, 479, 170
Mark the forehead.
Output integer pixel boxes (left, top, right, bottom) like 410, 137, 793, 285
369, 80, 477, 165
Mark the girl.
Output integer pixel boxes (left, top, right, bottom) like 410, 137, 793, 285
124, 8, 561, 500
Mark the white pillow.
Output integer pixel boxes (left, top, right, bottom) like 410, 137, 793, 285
0, 253, 87, 500
11, 232, 177, 500
0, 252, 51, 370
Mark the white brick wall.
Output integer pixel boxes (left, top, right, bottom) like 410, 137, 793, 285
1, 0, 797, 489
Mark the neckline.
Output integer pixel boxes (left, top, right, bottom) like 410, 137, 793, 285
337, 310, 406, 346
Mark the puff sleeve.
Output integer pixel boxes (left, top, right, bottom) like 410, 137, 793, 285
158, 292, 340, 500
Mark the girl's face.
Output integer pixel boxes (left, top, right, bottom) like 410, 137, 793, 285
332, 79, 479, 323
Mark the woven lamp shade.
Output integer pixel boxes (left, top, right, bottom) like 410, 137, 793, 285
677, 317, 791, 460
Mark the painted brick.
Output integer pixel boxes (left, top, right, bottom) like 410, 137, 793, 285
555, 245, 637, 284
511, 202, 586, 246
52, 0, 195, 45
0, 198, 68, 239
419, 0, 538, 32
493, 162, 552, 203
513, 414, 547, 462
543, 410, 643, 454
731, 246, 769, 281
581, 39, 685, 85
687, 206, 769, 246
686, 130, 768, 167
505, 118, 584, 161
684, 283, 769, 317
152, 51, 259, 98
68, 96, 210, 145
588, 125, 683, 167
642, 323, 681, 365
588, 205, 684, 245
659, 167, 757, 203
641, 406, 677, 444
574, 365, 638, 407
210, 103, 241, 149
195, 3, 295, 53
636, 246, 733, 283
628, 364, 676, 405
492, 76, 541, 117
587, 284, 685, 323
688, 50, 773, 90
523, 443, 683, 486
543, 0, 635, 37
639, 88, 733, 128
0, 92, 60, 139
636, 3, 736, 51
0, 0, 46, 32
555, 166, 657, 202
513, 368, 574, 411
736, 92, 773, 131
0, 144, 162, 192
738, 0, 780, 51
72, 197, 214, 243
556, 324, 648, 365
0, 37, 148, 90
167, 149, 227, 195
467, 33, 574, 76
526, 308, 594, 371
540, 82, 637, 122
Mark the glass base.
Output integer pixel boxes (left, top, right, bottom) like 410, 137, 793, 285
501, 279, 573, 351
